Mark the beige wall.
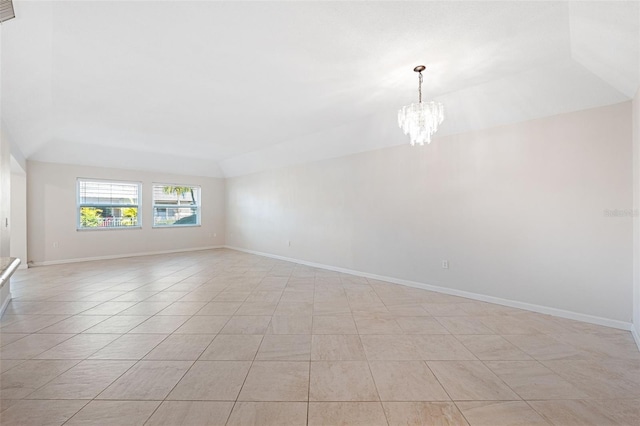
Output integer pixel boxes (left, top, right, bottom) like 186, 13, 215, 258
27, 161, 225, 264
227, 102, 633, 324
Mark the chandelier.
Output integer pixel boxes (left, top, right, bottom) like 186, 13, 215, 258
398, 65, 444, 146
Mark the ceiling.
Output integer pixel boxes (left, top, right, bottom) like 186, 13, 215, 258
2, 1, 639, 178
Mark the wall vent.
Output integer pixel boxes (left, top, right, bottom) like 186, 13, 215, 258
0, 0, 15, 23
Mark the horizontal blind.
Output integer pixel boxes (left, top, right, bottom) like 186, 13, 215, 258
78, 180, 139, 206
0, 0, 15, 23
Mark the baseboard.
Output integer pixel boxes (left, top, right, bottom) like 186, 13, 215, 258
30, 246, 225, 267
633, 325, 640, 351
225, 245, 633, 332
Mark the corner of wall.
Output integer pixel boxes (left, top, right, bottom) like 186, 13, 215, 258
633, 86, 640, 351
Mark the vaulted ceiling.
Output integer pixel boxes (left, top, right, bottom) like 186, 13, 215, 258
2, 1, 639, 177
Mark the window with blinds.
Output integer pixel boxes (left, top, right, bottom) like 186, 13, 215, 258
77, 179, 141, 230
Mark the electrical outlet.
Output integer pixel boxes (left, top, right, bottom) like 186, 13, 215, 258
53, 242, 59, 249
287, 240, 291, 247
442, 260, 449, 269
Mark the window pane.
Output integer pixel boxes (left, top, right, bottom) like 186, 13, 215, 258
77, 179, 140, 230
80, 206, 139, 228
79, 180, 139, 205
153, 206, 198, 226
152, 184, 201, 227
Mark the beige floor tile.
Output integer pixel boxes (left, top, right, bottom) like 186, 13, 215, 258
256, 334, 311, 361
312, 315, 358, 334
0, 399, 87, 426
0, 333, 71, 359
412, 335, 477, 360
0, 359, 79, 399
144, 334, 214, 360
195, 301, 241, 315
427, 361, 520, 401
503, 334, 586, 361
116, 301, 172, 316
157, 301, 207, 315
168, 360, 251, 400
173, 316, 229, 334
280, 289, 315, 303
214, 291, 252, 302
81, 301, 137, 316
308, 402, 388, 426
457, 401, 548, 426
313, 301, 351, 316
383, 401, 469, 426
395, 316, 450, 334
146, 401, 235, 426
227, 402, 307, 426
0, 358, 25, 373
529, 400, 619, 426
361, 335, 423, 360
97, 360, 192, 400
26, 360, 135, 399
311, 334, 367, 361
65, 400, 160, 426
310, 361, 379, 401
238, 361, 309, 401
0, 332, 29, 347
82, 315, 150, 333
457, 335, 533, 360
128, 315, 190, 333
485, 360, 589, 399
234, 301, 278, 316
220, 316, 272, 334
0, 315, 71, 333
35, 333, 120, 359
36, 315, 110, 334
200, 334, 263, 360
435, 316, 495, 335
273, 302, 313, 316
267, 315, 313, 334
354, 316, 403, 334
542, 359, 640, 399
369, 361, 450, 401
587, 399, 640, 425
89, 334, 167, 359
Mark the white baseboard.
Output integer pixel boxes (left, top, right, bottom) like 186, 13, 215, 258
225, 245, 633, 332
633, 325, 640, 351
30, 246, 225, 267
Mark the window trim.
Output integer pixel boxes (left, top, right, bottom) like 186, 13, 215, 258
151, 182, 202, 228
76, 178, 142, 231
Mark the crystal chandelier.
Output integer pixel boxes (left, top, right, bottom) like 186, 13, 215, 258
398, 65, 444, 146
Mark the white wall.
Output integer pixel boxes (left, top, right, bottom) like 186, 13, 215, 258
633, 88, 640, 345
227, 102, 633, 324
27, 161, 225, 264
10, 169, 27, 268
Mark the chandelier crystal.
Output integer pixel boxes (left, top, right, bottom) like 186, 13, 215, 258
398, 65, 444, 146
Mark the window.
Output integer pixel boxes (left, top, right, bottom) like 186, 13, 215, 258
77, 179, 141, 230
153, 184, 201, 227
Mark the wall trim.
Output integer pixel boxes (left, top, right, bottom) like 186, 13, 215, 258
633, 324, 640, 351
225, 245, 633, 332
30, 246, 225, 267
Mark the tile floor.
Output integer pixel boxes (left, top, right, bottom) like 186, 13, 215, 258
0, 248, 639, 425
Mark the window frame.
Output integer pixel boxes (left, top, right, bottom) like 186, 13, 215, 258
76, 178, 142, 231
152, 183, 202, 228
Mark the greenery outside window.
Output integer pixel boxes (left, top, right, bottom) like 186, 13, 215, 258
153, 184, 201, 227
77, 179, 141, 230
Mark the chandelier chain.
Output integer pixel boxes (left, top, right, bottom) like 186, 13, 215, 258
418, 71, 423, 103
